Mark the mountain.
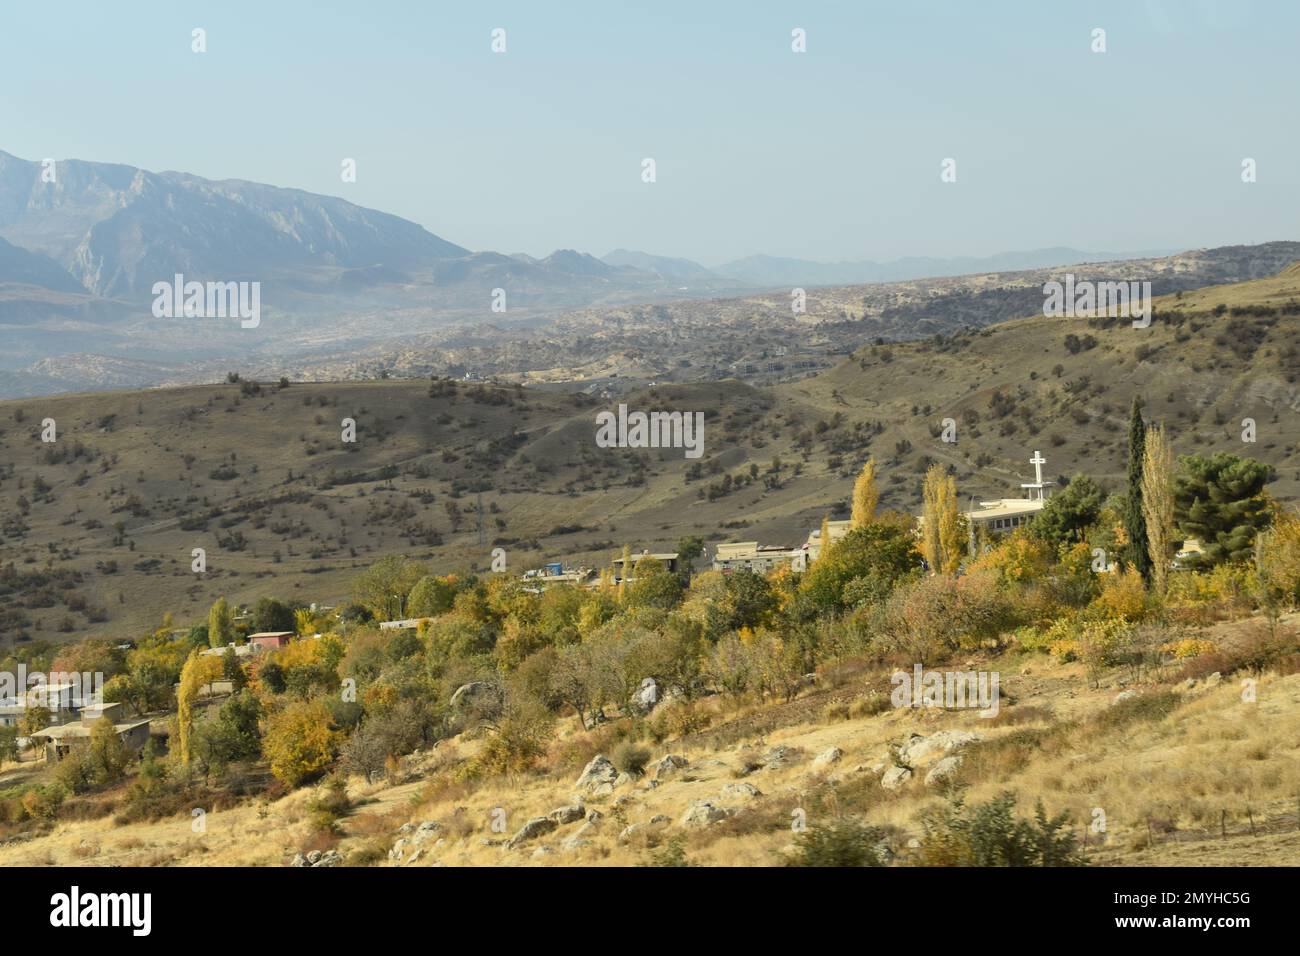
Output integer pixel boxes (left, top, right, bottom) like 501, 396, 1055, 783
601, 249, 720, 281
0, 235, 84, 293
0, 150, 470, 300
714, 247, 1181, 288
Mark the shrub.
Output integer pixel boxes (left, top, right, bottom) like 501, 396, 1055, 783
789, 820, 886, 867
611, 741, 651, 777
915, 792, 1082, 867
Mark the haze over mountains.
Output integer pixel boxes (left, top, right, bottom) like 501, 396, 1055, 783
0, 148, 1289, 402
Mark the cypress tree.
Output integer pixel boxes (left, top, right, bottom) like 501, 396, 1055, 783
1125, 396, 1152, 581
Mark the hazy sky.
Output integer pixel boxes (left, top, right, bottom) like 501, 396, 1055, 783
3, 0, 1295, 264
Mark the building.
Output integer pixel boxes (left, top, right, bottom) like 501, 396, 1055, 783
711, 541, 807, 574
378, 619, 426, 631
28, 701, 151, 763
200, 642, 257, 659
247, 631, 295, 652
804, 520, 852, 564
521, 565, 597, 591
964, 451, 1053, 538
611, 550, 679, 583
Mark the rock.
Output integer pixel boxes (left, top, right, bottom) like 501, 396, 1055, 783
575, 755, 620, 796
881, 766, 913, 790
618, 823, 645, 842
906, 838, 921, 849
563, 820, 599, 850
548, 804, 586, 825
397, 822, 416, 835
1205, 672, 1223, 687
680, 800, 735, 827
406, 849, 423, 865
761, 745, 799, 770
411, 821, 442, 845
924, 755, 963, 786
449, 681, 504, 719
649, 814, 670, 825
630, 677, 659, 715
388, 838, 409, 862
653, 754, 689, 780
812, 747, 843, 770
614, 772, 633, 788
1180, 678, 1198, 690
313, 850, 342, 868
531, 846, 555, 860
291, 853, 309, 868
586, 809, 604, 823
720, 782, 763, 801
307, 850, 323, 864
505, 816, 558, 850
898, 730, 982, 764
1112, 689, 1139, 706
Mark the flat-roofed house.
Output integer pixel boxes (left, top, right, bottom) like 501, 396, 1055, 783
247, 631, 295, 652
611, 550, 680, 583
804, 520, 852, 564
712, 541, 807, 574
29, 701, 152, 763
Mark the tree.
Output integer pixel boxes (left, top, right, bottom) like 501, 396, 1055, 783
177, 649, 223, 767
921, 464, 960, 574
1124, 397, 1152, 581
1030, 473, 1104, 549
850, 459, 880, 529
351, 556, 429, 620
87, 715, 130, 785
262, 699, 341, 788
676, 536, 705, 583
1174, 453, 1272, 567
1140, 425, 1176, 596
799, 524, 920, 615
406, 575, 458, 618
0, 726, 18, 768
818, 515, 833, 561
207, 597, 233, 649
251, 597, 295, 634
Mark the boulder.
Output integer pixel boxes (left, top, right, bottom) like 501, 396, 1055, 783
881, 766, 913, 790
812, 747, 843, 771
1111, 689, 1139, 706
575, 755, 620, 796
291, 853, 309, 868
411, 821, 442, 845
720, 782, 763, 801
630, 677, 659, 715
680, 800, 735, 827
563, 820, 600, 851
505, 816, 558, 850
653, 754, 689, 780
548, 804, 586, 825
898, 730, 982, 765
924, 755, 963, 786
761, 745, 799, 771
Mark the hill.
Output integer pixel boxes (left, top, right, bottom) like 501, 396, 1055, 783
2, 261, 1300, 644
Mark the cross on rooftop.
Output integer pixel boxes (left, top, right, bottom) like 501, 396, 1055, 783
1020, 450, 1052, 501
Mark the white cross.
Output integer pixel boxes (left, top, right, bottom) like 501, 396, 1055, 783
1030, 451, 1045, 486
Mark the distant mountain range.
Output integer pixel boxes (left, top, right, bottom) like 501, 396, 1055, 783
2, 147, 1280, 401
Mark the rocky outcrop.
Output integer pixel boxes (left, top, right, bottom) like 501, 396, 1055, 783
505, 816, 558, 850
575, 755, 620, 797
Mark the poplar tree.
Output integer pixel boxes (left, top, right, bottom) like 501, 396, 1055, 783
208, 596, 232, 649
850, 459, 880, 529
1124, 397, 1152, 582
1141, 424, 1176, 597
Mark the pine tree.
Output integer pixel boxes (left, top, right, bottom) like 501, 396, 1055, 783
851, 459, 880, 529
1124, 397, 1152, 581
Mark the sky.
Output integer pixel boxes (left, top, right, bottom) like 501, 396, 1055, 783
2, 0, 1296, 264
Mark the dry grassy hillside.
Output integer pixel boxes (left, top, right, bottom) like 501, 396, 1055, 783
3, 611, 1296, 868
4, 263, 1299, 646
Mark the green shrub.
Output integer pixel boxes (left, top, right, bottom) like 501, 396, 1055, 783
789, 820, 887, 867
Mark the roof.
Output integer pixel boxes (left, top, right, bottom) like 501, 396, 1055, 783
966, 498, 1046, 520
30, 719, 151, 741
247, 631, 295, 639
612, 552, 679, 563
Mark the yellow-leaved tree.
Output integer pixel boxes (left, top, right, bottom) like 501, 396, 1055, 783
262, 698, 342, 788
177, 649, 224, 766
1140, 423, 1176, 597
850, 459, 880, 529
922, 464, 961, 574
